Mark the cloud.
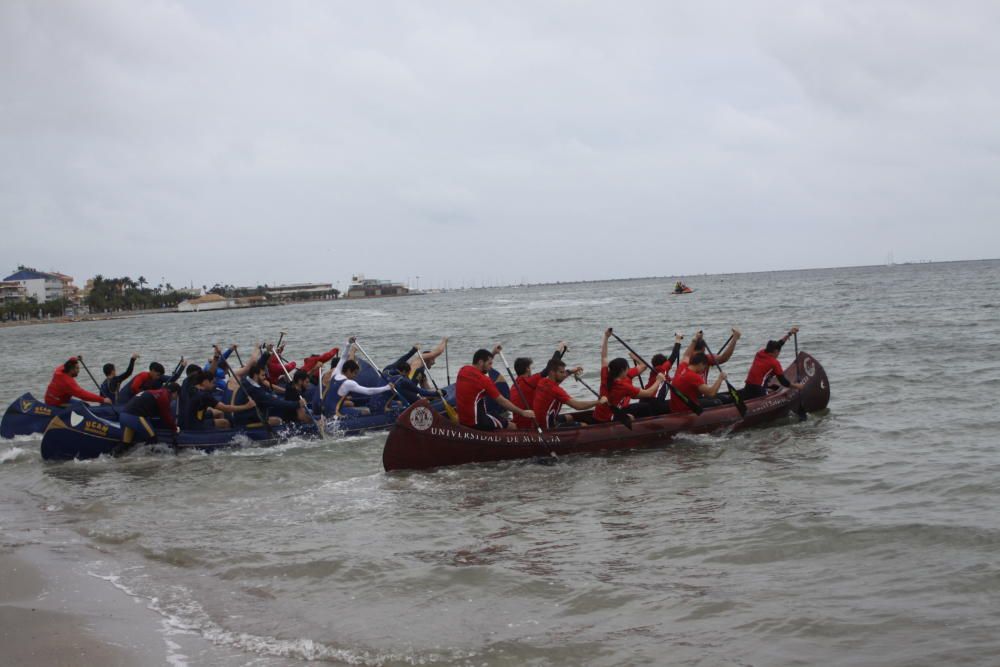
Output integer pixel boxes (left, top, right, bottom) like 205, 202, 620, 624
1, 1, 998, 288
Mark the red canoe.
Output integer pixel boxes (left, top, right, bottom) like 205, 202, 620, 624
383, 352, 830, 472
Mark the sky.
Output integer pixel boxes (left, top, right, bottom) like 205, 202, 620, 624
1, 1, 998, 290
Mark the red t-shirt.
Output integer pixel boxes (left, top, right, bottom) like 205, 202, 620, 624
511, 373, 542, 429
44, 365, 104, 406
532, 377, 572, 428
643, 361, 674, 389
455, 365, 501, 427
594, 366, 641, 422
130, 371, 153, 395
745, 349, 784, 386
670, 366, 704, 414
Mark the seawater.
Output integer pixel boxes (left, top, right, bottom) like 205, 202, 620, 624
1, 260, 999, 666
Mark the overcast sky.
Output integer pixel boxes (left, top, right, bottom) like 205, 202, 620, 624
2, 1, 998, 289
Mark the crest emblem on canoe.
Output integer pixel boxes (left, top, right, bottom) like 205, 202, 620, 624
21, 399, 33, 412
70, 411, 84, 427
803, 358, 816, 377
409, 406, 433, 431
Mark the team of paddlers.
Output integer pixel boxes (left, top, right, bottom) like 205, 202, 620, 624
39, 325, 803, 443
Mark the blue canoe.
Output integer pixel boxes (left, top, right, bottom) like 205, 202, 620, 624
1, 393, 120, 439
40, 403, 320, 461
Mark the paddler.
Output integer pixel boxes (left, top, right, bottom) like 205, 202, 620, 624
677, 328, 741, 384
455, 347, 535, 430
100, 353, 139, 401
510, 342, 581, 429
44, 357, 113, 407
593, 329, 665, 422
184, 371, 257, 429
241, 363, 309, 425
669, 353, 726, 413
120, 383, 180, 445
637, 333, 684, 415
117, 360, 185, 404
741, 327, 804, 399
533, 359, 607, 429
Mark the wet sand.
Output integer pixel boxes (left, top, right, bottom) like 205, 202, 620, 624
0, 548, 167, 666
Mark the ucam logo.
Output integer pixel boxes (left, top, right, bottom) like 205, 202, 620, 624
409, 406, 434, 431
803, 358, 816, 377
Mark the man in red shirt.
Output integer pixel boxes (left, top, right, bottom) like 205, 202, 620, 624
669, 353, 726, 414
742, 327, 804, 399
509, 342, 581, 429
533, 359, 607, 429
678, 329, 741, 383
456, 348, 535, 430
593, 329, 665, 423
44, 357, 112, 407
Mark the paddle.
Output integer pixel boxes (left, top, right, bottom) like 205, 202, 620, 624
496, 348, 543, 435
572, 372, 633, 430
276, 331, 286, 350
793, 331, 807, 421
273, 350, 325, 439
415, 350, 459, 423
701, 340, 748, 418
444, 339, 451, 385
352, 340, 410, 408
610, 330, 703, 415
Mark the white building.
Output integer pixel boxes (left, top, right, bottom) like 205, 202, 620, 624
3, 268, 67, 303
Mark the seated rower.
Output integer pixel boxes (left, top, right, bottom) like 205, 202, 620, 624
100, 353, 138, 401
120, 383, 180, 445
669, 353, 726, 413
117, 360, 185, 404
638, 333, 684, 415
456, 348, 535, 431
44, 357, 113, 407
533, 359, 607, 429
184, 371, 257, 429
510, 342, 580, 429
330, 359, 396, 416
241, 365, 308, 425
394, 337, 448, 391
594, 329, 665, 423
679, 328, 741, 381
741, 327, 804, 399
386, 360, 440, 404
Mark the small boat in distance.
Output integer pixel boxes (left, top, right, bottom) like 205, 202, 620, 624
672, 281, 693, 295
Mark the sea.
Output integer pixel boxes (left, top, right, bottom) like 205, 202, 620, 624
1, 259, 998, 666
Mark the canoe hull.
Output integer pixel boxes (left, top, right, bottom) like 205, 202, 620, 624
382, 352, 830, 471
1, 393, 118, 439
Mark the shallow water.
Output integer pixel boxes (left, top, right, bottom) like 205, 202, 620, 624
2, 260, 999, 666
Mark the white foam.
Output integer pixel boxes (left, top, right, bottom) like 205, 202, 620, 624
0, 446, 29, 464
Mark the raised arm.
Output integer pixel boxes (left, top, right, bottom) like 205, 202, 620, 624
601, 328, 611, 367
715, 328, 742, 364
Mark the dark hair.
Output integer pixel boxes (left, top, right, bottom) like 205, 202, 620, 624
186, 364, 201, 377
194, 371, 214, 385
514, 357, 532, 376
63, 358, 79, 372
544, 358, 566, 375
395, 361, 410, 373
606, 358, 629, 385
472, 349, 493, 364
651, 353, 667, 367
342, 360, 360, 374
102, 363, 115, 376
165, 382, 181, 394
149, 362, 166, 375
292, 369, 309, 384
693, 339, 707, 352
690, 352, 708, 367
765, 339, 784, 353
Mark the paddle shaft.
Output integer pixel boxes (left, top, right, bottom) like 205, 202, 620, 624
445, 340, 451, 385
610, 331, 702, 415
416, 350, 459, 423
701, 340, 747, 417
496, 349, 543, 435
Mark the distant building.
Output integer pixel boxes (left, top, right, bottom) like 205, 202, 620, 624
0, 281, 27, 304
177, 294, 269, 312
3, 268, 72, 303
344, 274, 410, 299
263, 283, 338, 301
